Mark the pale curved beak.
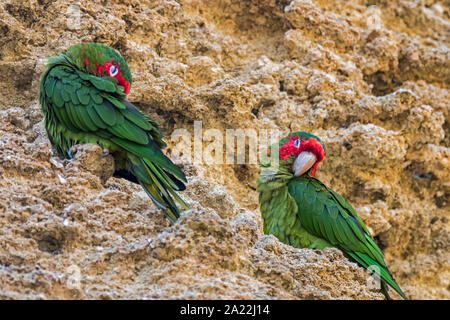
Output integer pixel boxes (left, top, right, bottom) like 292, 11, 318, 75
292, 151, 317, 176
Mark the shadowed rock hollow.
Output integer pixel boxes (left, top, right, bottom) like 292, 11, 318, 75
0, 0, 448, 299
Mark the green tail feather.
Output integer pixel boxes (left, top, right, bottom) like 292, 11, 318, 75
130, 155, 188, 224
139, 181, 179, 224
380, 281, 392, 300
348, 252, 408, 300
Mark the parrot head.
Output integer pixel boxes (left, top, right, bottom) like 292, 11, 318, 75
66, 43, 132, 95
266, 131, 326, 178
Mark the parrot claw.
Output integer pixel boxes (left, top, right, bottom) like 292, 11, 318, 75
100, 149, 111, 157
180, 209, 193, 217
68, 145, 79, 159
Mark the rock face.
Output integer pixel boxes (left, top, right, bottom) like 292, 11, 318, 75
0, 0, 448, 300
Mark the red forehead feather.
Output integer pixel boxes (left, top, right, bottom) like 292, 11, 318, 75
278, 135, 325, 177
91, 60, 130, 95
298, 137, 325, 162
279, 135, 324, 161
279, 135, 301, 161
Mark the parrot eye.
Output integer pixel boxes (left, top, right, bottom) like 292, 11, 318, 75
293, 139, 301, 148
109, 65, 119, 77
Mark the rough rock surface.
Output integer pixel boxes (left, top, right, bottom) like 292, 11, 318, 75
0, 0, 448, 299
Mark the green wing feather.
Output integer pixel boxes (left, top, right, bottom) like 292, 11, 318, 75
39, 62, 188, 223
288, 176, 407, 300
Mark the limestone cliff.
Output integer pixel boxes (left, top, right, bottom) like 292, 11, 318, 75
0, 0, 448, 299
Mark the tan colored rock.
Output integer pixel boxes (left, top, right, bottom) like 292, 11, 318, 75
69, 144, 115, 185
0, 0, 448, 299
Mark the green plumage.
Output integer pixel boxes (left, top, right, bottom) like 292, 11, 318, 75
39, 43, 188, 223
257, 131, 407, 300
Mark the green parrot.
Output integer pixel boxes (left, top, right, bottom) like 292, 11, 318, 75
39, 43, 188, 223
257, 131, 407, 300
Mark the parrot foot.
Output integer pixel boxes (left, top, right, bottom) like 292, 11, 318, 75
68, 145, 80, 159
100, 149, 111, 157
180, 209, 193, 217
